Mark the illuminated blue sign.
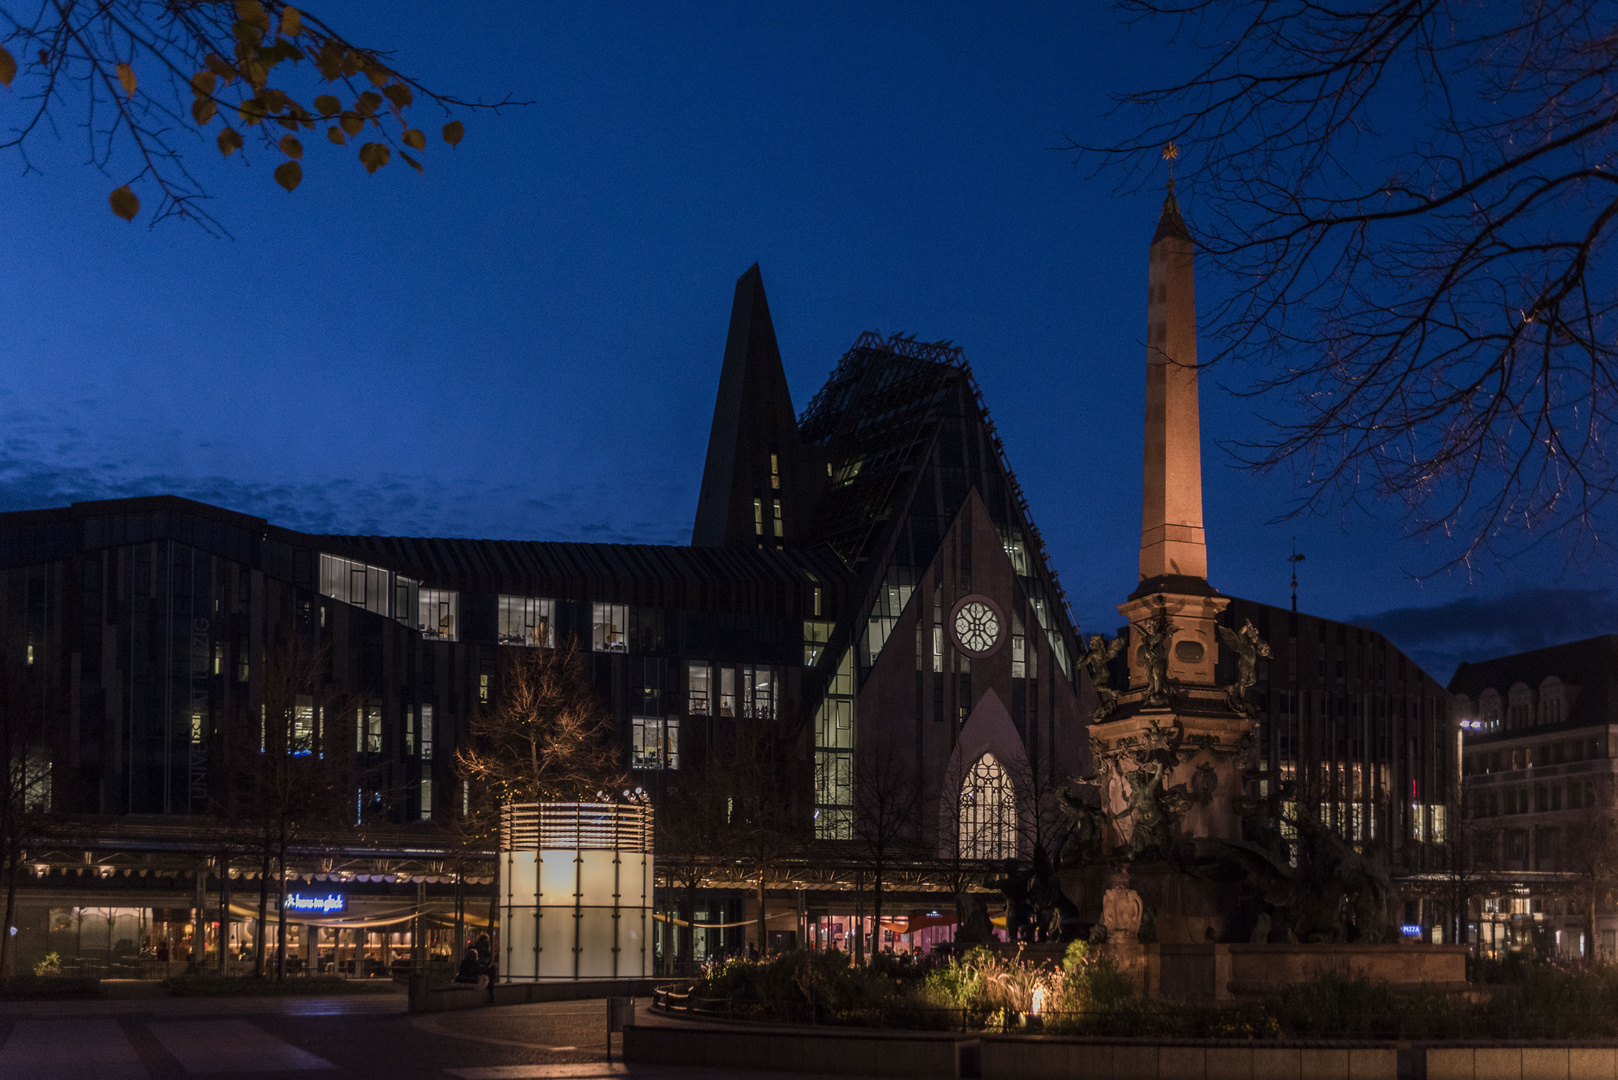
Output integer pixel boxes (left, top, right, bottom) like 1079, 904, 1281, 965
1400, 924, 1422, 937
285, 893, 345, 914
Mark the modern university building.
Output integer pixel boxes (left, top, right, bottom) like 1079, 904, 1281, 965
0, 196, 1457, 979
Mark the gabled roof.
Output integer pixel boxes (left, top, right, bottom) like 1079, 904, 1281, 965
1449, 634, 1618, 728
796, 332, 1081, 680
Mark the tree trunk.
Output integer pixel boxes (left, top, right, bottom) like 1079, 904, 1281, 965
255, 848, 270, 977
756, 870, 766, 958
218, 857, 232, 976
871, 859, 884, 961
452, 869, 464, 964
853, 870, 865, 966
274, 848, 288, 980
0, 844, 17, 980
685, 875, 697, 975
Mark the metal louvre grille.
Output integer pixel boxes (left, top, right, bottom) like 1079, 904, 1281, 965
499, 802, 654, 853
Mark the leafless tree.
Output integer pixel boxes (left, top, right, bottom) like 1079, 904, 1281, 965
0, 629, 51, 979
852, 738, 922, 961
1080, 2, 1618, 569
656, 747, 729, 974
1427, 786, 1497, 948
455, 637, 625, 818
711, 719, 796, 956
0, 1, 522, 231
1562, 785, 1618, 960
224, 630, 353, 978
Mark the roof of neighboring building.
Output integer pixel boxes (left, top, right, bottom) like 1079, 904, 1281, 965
1448, 634, 1618, 729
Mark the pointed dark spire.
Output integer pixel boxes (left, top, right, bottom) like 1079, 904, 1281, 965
1152, 180, 1191, 245
692, 265, 819, 548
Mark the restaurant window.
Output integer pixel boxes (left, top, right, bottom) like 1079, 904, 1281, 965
498, 596, 555, 647
593, 603, 628, 652
418, 589, 458, 641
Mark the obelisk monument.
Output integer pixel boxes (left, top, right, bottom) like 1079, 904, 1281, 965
1090, 181, 1258, 945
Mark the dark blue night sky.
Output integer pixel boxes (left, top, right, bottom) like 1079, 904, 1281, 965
1, 2, 1612, 681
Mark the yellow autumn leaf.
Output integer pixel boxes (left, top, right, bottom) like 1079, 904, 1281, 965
313, 94, 340, 117
109, 186, 139, 221
442, 120, 464, 146
191, 71, 216, 97
280, 6, 302, 37
116, 61, 136, 97
402, 128, 425, 151
339, 111, 363, 136
0, 46, 20, 88
191, 98, 216, 125
217, 126, 243, 156
279, 134, 302, 159
326, 126, 346, 145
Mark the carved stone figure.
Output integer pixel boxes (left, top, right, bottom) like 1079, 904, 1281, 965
1189, 761, 1219, 806
1136, 609, 1174, 708
1217, 619, 1272, 716
1081, 633, 1127, 720
1101, 874, 1143, 944
1120, 755, 1176, 860
1055, 784, 1107, 868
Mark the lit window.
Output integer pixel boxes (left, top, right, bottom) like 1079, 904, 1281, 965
804, 621, 832, 667
632, 716, 680, 770
498, 596, 555, 647
319, 553, 417, 625
688, 662, 711, 715
357, 704, 381, 754
958, 754, 1016, 860
420, 704, 433, 760
772, 500, 783, 538
592, 603, 629, 652
293, 695, 315, 753
420, 778, 433, 821
719, 666, 737, 716
405, 706, 415, 756
770, 452, 780, 490
1012, 633, 1026, 679
479, 674, 489, 703
753, 498, 764, 536
418, 589, 458, 641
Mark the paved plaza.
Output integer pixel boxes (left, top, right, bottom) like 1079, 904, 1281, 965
0, 988, 727, 1080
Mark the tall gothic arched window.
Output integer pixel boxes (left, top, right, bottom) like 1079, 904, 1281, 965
958, 754, 1016, 860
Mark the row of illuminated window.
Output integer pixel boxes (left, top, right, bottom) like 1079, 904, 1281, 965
686, 663, 778, 720
318, 554, 459, 641
257, 696, 434, 761
1470, 778, 1601, 816
1464, 736, 1604, 774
